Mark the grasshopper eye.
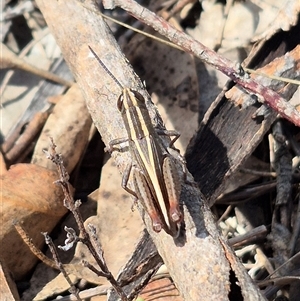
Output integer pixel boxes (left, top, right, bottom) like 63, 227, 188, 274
132, 90, 145, 105
117, 94, 124, 112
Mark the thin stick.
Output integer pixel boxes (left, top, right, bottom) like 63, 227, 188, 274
98, 10, 300, 86
14, 222, 58, 270
45, 138, 129, 301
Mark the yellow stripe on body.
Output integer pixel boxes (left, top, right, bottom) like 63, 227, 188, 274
123, 89, 170, 227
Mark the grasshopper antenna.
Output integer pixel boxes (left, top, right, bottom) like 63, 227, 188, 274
88, 46, 124, 90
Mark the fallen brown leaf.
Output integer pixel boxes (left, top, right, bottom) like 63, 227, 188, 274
0, 163, 68, 280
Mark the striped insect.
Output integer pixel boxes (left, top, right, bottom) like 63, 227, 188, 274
89, 46, 183, 236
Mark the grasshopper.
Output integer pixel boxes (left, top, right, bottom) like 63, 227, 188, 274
89, 46, 184, 236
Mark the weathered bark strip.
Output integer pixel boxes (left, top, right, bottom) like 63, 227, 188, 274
186, 38, 300, 205
35, 1, 266, 300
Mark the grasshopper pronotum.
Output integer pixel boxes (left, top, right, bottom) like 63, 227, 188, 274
89, 46, 184, 236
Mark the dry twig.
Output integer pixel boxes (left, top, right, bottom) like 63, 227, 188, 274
42, 232, 82, 301
103, 0, 300, 127
44, 139, 129, 301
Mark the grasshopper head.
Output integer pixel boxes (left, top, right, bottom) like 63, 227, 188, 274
117, 88, 145, 113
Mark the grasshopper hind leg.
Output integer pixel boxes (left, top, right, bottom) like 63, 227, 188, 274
122, 165, 181, 236
121, 162, 164, 232
162, 156, 182, 224
133, 167, 180, 237
132, 168, 165, 233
